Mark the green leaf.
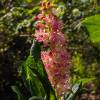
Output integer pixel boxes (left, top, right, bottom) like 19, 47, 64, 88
64, 83, 82, 100
11, 86, 24, 100
32, 0, 40, 4
53, 0, 65, 3
82, 14, 100, 43
22, 55, 45, 97
78, 78, 95, 86
29, 96, 44, 100
29, 41, 57, 100
21, 41, 57, 100
50, 90, 57, 100
25, 0, 33, 3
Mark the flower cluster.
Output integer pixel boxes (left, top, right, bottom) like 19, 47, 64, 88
34, 1, 70, 98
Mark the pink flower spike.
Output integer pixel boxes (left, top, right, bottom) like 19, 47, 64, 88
33, 3, 71, 98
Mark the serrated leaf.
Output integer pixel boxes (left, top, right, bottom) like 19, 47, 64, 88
21, 41, 57, 100
22, 55, 45, 97
82, 14, 100, 43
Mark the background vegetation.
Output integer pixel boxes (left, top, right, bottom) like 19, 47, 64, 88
0, 0, 100, 100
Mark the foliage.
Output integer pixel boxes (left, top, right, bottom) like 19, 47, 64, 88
11, 86, 24, 100
0, 0, 100, 100
64, 83, 82, 100
71, 52, 96, 85
82, 14, 100, 43
15, 40, 57, 100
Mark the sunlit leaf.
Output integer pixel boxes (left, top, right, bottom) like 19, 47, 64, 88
82, 14, 100, 43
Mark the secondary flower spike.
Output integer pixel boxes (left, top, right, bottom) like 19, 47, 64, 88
34, 1, 70, 98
